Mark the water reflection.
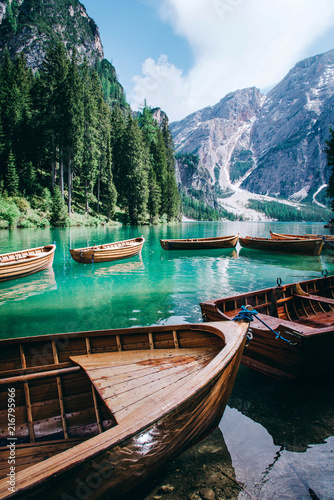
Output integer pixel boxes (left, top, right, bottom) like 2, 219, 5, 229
90, 258, 145, 276
0, 269, 57, 305
238, 247, 323, 273
219, 366, 334, 499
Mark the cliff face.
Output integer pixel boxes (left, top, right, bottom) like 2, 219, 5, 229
171, 87, 263, 198
0, 0, 103, 69
171, 50, 334, 207
0, 0, 128, 109
244, 50, 334, 202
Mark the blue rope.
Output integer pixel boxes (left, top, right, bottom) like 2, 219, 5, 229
323, 237, 334, 248
54, 241, 68, 261
233, 305, 295, 345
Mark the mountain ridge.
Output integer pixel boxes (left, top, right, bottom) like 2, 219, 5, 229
171, 49, 334, 217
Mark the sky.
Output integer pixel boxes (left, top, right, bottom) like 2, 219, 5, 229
82, 0, 334, 122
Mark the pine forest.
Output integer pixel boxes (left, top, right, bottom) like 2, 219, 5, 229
0, 41, 181, 228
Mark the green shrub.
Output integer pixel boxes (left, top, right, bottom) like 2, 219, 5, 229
0, 196, 20, 227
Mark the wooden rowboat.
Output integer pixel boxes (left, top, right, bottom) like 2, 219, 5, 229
239, 235, 323, 255
70, 236, 145, 264
270, 230, 334, 248
160, 235, 239, 251
0, 321, 247, 499
0, 245, 56, 282
200, 275, 334, 380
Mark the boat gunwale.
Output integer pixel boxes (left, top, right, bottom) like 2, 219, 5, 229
0, 244, 56, 267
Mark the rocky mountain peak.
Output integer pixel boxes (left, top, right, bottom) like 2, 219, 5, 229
171, 49, 334, 214
0, 0, 104, 70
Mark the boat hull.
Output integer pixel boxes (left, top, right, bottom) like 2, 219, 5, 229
0, 322, 247, 499
200, 275, 334, 380
239, 236, 323, 255
70, 237, 144, 263
0, 245, 56, 282
160, 235, 239, 250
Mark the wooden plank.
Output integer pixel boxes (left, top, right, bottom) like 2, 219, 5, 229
52, 341, 68, 439
294, 293, 334, 306
86, 338, 102, 434
172, 331, 179, 349
19, 346, 35, 443
115, 369, 198, 421
0, 366, 80, 385
148, 332, 154, 349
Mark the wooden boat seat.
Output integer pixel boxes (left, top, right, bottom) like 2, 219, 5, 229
70, 347, 220, 423
294, 293, 334, 306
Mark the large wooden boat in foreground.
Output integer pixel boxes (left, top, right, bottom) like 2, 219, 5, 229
0, 245, 56, 282
70, 236, 145, 264
160, 234, 239, 250
0, 321, 247, 499
200, 275, 334, 380
239, 235, 324, 255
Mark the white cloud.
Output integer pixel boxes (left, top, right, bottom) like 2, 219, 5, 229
130, 0, 334, 121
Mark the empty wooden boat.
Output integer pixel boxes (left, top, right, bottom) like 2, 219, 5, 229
239, 235, 323, 255
0, 321, 247, 499
160, 235, 239, 250
200, 275, 334, 380
270, 230, 334, 248
70, 236, 145, 264
0, 244, 56, 282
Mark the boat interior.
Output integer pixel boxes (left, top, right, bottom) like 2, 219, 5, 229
0, 247, 53, 263
214, 277, 334, 333
0, 326, 225, 479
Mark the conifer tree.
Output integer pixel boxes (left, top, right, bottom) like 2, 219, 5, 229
80, 62, 100, 213
39, 41, 70, 194
147, 166, 161, 223
50, 185, 68, 227
120, 115, 148, 224
6, 150, 19, 196
151, 127, 168, 214
138, 101, 158, 147
110, 105, 126, 198
63, 52, 84, 214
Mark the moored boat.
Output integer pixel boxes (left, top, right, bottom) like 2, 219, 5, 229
0, 321, 248, 499
239, 235, 323, 255
70, 237, 145, 264
0, 244, 56, 282
270, 230, 334, 248
160, 234, 239, 251
200, 275, 334, 380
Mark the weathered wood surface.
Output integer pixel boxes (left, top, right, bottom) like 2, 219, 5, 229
69, 237, 145, 264
0, 245, 55, 282
239, 235, 323, 255
160, 234, 239, 250
0, 321, 247, 499
200, 275, 334, 380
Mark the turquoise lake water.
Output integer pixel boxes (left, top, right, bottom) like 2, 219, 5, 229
1, 220, 333, 338
1, 220, 334, 499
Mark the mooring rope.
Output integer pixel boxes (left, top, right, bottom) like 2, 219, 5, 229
323, 237, 334, 248
233, 305, 296, 345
